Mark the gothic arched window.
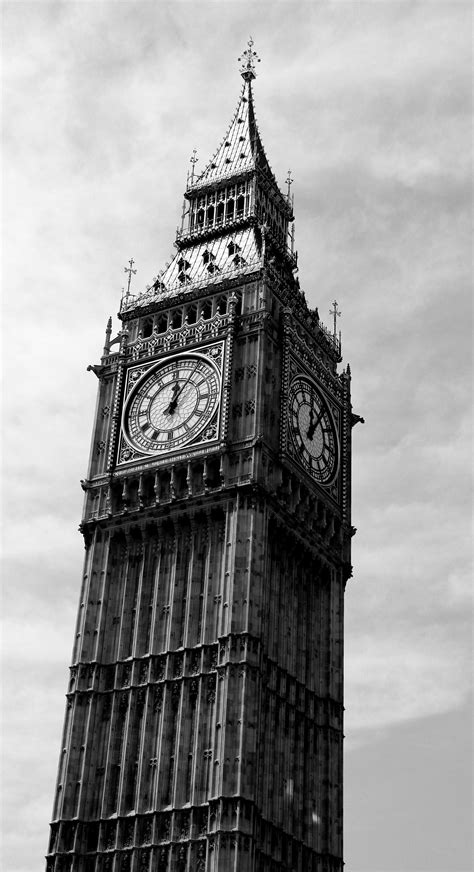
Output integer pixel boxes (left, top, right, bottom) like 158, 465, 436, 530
142, 317, 153, 338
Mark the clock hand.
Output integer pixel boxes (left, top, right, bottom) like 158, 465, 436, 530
163, 379, 181, 415
168, 364, 200, 411
306, 407, 324, 440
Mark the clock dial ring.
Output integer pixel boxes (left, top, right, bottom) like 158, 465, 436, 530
288, 376, 339, 484
124, 353, 220, 455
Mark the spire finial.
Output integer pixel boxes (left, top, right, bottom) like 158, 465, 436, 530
238, 37, 261, 81
286, 169, 293, 200
329, 300, 341, 338
189, 149, 198, 184
124, 258, 137, 300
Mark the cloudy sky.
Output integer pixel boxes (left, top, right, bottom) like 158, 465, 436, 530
2, 2, 472, 871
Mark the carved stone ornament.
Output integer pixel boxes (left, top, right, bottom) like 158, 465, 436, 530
207, 343, 222, 360
155, 657, 166, 680
139, 849, 150, 872
123, 819, 135, 847
207, 675, 216, 703
204, 424, 217, 440
121, 855, 132, 872
180, 813, 190, 838
104, 821, 116, 849
129, 367, 144, 383
153, 686, 163, 713
174, 654, 184, 677
190, 678, 199, 700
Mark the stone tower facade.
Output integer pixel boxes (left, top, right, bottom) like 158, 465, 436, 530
47, 43, 354, 872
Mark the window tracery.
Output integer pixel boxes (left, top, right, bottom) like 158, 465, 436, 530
188, 180, 252, 234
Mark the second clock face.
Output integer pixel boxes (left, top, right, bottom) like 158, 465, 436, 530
124, 354, 220, 455
288, 376, 339, 484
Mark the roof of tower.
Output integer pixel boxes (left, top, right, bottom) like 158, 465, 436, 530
120, 41, 298, 315
187, 47, 287, 208
160, 227, 261, 295
188, 82, 268, 188
120, 227, 263, 311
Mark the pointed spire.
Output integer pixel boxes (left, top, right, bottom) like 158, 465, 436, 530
188, 59, 285, 204
188, 80, 256, 189
238, 37, 261, 81
127, 42, 298, 305
103, 316, 112, 356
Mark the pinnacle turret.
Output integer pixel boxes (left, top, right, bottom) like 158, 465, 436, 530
186, 43, 288, 212
121, 41, 297, 312
178, 42, 294, 256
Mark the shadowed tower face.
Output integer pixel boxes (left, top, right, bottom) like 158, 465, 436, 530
47, 40, 354, 872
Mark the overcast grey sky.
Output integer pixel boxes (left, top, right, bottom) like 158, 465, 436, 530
2, 2, 472, 871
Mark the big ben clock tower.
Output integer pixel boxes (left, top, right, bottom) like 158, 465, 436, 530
47, 41, 355, 872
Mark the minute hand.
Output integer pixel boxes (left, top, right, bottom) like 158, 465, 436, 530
166, 365, 199, 413
306, 408, 325, 440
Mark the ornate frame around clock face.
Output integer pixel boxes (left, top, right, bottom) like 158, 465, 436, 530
118, 343, 224, 465
288, 374, 340, 485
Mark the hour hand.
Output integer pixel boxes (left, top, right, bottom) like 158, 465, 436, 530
306, 407, 323, 440
306, 407, 316, 440
164, 381, 180, 414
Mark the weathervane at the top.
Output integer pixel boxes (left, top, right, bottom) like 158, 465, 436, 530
238, 37, 261, 81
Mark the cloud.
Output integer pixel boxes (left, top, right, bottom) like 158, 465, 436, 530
344, 626, 469, 735
1, 3, 471, 871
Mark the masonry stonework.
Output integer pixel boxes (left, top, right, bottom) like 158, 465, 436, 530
47, 42, 354, 872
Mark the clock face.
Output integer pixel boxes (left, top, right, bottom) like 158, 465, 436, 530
124, 354, 220, 455
288, 376, 339, 484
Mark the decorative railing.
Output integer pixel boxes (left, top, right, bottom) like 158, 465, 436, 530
100, 352, 120, 367
318, 319, 341, 356
176, 210, 248, 242
125, 311, 230, 361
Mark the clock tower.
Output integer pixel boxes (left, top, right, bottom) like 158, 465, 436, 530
47, 42, 354, 872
